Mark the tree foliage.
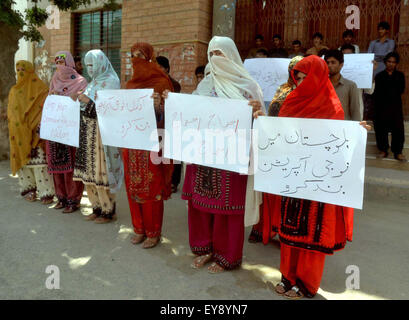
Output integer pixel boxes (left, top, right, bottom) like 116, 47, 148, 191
0, 0, 119, 42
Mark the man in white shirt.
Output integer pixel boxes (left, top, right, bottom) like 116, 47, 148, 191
340, 44, 377, 120
338, 30, 360, 53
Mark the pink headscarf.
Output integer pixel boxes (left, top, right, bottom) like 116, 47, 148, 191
49, 51, 88, 96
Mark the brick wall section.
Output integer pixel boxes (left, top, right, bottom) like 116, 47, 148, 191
120, 0, 213, 92
49, 11, 73, 57
37, 0, 213, 93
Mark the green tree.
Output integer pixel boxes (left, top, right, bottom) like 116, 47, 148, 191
0, 0, 118, 159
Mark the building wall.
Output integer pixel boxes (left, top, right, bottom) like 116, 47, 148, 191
120, 0, 213, 92
36, 0, 213, 93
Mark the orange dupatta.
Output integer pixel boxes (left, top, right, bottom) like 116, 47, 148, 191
122, 43, 174, 202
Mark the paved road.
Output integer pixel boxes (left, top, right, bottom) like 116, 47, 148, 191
0, 160, 408, 300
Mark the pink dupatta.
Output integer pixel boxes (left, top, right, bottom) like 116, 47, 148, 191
49, 51, 88, 96
46, 51, 88, 174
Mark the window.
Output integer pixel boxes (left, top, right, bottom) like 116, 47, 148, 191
74, 8, 122, 79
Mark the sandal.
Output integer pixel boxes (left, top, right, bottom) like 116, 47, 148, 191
394, 153, 407, 162
94, 213, 117, 224
54, 199, 66, 210
41, 196, 54, 205
284, 286, 304, 300
24, 191, 37, 202
63, 205, 79, 214
275, 281, 291, 295
142, 236, 160, 249
131, 234, 147, 245
85, 208, 101, 221
376, 151, 388, 159
207, 262, 225, 274
248, 233, 262, 243
191, 253, 213, 269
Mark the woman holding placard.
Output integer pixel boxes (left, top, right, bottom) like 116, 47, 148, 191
164, 36, 264, 273
122, 42, 174, 249
254, 55, 358, 299
7, 60, 55, 204
46, 52, 88, 213
248, 55, 303, 245
72, 50, 124, 224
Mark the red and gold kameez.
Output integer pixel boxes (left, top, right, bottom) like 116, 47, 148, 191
123, 43, 174, 239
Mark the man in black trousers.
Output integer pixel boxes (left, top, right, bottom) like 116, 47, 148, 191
373, 52, 406, 162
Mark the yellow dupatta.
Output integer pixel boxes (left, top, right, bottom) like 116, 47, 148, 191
7, 60, 49, 175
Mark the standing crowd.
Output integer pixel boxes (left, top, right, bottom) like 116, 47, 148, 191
7, 20, 406, 299
248, 21, 406, 161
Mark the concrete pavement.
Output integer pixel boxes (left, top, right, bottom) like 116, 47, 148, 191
0, 160, 408, 300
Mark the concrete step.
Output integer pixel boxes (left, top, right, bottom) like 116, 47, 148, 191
364, 166, 409, 204
365, 156, 409, 170
366, 141, 409, 156
365, 121, 409, 171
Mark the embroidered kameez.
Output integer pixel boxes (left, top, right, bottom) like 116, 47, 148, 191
182, 36, 264, 270
123, 42, 174, 239
46, 51, 87, 209
275, 55, 354, 297
73, 49, 124, 220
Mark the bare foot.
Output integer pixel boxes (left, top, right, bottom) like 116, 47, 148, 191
191, 254, 212, 269
207, 262, 225, 274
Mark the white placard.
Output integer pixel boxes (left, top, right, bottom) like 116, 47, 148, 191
95, 89, 159, 152
253, 117, 367, 209
40, 95, 80, 147
341, 53, 375, 89
244, 58, 291, 102
164, 92, 253, 174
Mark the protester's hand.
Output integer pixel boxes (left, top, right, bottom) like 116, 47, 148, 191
248, 100, 262, 115
161, 90, 171, 100
253, 109, 265, 119
372, 60, 378, 71
70, 93, 79, 101
151, 92, 161, 110
359, 121, 371, 131
78, 94, 90, 104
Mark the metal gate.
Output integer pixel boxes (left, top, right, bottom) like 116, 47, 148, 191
235, 0, 409, 117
